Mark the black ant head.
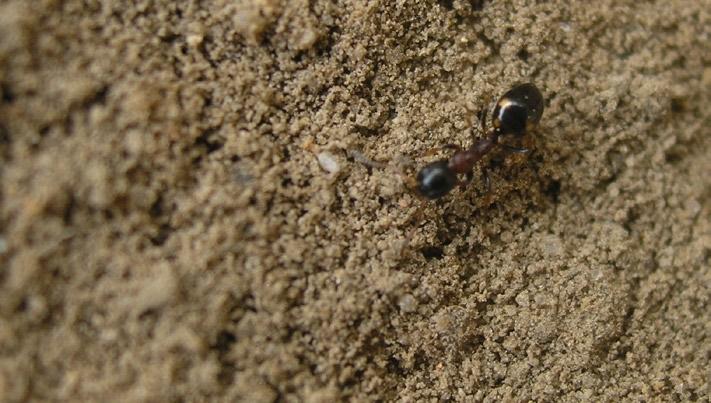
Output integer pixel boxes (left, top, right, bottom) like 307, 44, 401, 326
416, 160, 458, 199
492, 83, 544, 136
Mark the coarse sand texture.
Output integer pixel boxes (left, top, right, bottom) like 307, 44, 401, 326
0, 0, 710, 401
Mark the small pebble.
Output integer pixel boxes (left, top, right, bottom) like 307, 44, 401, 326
541, 234, 564, 257
186, 34, 204, 47
317, 152, 340, 174
398, 294, 417, 313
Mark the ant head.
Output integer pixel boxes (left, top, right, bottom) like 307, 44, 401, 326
416, 160, 458, 199
492, 83, 544, 136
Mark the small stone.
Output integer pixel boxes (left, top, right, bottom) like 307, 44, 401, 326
398, 294, 417, 313
295, 28, 318, 50
132, 265, 178, 317
317, 152, 340, 174
186, 34, 203, 47
515, 290, 530, 307
541, 234, 564, 257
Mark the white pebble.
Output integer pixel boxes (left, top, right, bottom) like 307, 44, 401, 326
317, 152, 340, 174
186, 34, 204, 47
398, 294, 417, 313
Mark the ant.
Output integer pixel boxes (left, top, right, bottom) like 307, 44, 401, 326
416, 83, 544, 199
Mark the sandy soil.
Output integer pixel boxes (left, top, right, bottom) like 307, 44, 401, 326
1, 0, 710, 401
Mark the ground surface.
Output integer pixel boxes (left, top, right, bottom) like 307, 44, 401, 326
1, 0, 710, 401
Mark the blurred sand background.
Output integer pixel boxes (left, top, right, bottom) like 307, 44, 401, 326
1, 0, 710, 401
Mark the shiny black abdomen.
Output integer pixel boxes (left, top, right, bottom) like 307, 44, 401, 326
492, 83, 544, 136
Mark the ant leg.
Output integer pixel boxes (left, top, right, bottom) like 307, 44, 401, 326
348, 149, 421, 196
457, 171, 475, 189
500, 144, 530, 154
482, 167, 491, 193
424, 143, 460, 157
441, 143, 461, 152
478, 108, 487, 134
391, 156, 420, 194
348, 149, 387, 168
471, 92, 493, 140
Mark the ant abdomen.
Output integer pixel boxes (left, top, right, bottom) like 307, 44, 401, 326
492, 83, 544, 136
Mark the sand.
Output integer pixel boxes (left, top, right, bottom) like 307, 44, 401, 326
1, 0, 710, 401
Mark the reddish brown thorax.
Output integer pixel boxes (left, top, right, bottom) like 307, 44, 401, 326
447, 133, 498, 174
448, 150, 474, 174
